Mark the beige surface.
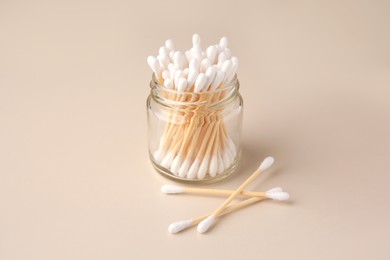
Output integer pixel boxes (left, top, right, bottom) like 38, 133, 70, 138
1, 0, 390, 259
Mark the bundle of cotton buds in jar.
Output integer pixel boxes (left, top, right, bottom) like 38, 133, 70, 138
146, 34, 242, 183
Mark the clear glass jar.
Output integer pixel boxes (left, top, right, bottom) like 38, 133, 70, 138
146, 74, 243, 184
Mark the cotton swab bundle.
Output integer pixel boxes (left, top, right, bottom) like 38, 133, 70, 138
147, 34, 239, 181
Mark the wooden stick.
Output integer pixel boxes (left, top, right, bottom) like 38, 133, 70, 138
170, 186, 268, 197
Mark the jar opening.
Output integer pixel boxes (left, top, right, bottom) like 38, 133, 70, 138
149, 74, 240, 109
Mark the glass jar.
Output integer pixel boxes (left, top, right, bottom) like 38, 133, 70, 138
146, 74, 243, 184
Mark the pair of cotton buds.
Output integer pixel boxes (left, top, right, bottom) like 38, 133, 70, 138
162, 157, 290, 234
147, 34, 238, 93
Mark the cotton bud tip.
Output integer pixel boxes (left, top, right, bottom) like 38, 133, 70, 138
266, 191, 290, 201
168, 220, 193, 234
192, 34, 201, 47
161, 184, 184, 194
197, 216, 216, 233
258, 156, 274, 171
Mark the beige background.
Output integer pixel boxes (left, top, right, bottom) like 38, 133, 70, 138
1, 0, 390, 259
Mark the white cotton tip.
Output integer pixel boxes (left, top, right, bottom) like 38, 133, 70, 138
167, 63, 175, 71
165, 39, 176, 52
197, 215, 216, 233
226, 61, 238, 82
153, 150, 164, 162
194, 73, 208, 93
266, 187, 283, 193
183, 68, 189, 76
204, 66, 218, 90
189, 58, 200, 72
258, 156, 275, 171
161, 69, 170, 80
209, 156, 218, 177
168, 219, 193, 234
217, 153, 225, 175
210, 70, 224, 91
161, 152, 175, 168
219, 36, 228, 49
187, 159, 200, 179
161, 184, 184, 194
192, 34, 201, 47
173, 51, 185, 69
266, 191, 290, 201
217, 52, 227, 67
231, 56, 239, 65
197, 156, 210, 179
221, 60, 233, 76
185, 50, 191, 62
190, 46, 202, 60
222, 149, 232, 169
200, 58, 211, 73
170, 156, 182, 175
226, 138, 237, 157
157, 54, 170, 68
147, 56, 160, 73
159, 46, 169, 57
174, 70, 185, 88
206, 46, 217, 64
169, 50, 175, 61
169, 67, 177, 81
164, 78, 173, 89
224, 48, 231, 58
177, 78, 188, 92
178, 159, 191, 178
187, 69, 199, 89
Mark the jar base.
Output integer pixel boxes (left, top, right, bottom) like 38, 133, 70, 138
149, 152, 241, 185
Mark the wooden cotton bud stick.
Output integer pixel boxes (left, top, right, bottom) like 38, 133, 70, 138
161, 185, 286, 198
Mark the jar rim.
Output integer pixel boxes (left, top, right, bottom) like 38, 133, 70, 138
149, 74, 240, 109
149, 73, 239, 95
